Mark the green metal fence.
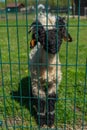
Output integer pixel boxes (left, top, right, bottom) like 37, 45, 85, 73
0, 0, 87, 130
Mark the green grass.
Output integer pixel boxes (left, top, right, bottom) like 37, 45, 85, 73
0, 14, 87, 130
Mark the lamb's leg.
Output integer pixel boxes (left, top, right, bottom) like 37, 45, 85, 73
32, 82, 46, 127
36, 98, 46, 127
47, 83, 56, 127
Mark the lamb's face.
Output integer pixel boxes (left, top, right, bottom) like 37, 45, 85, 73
29, 15, 72, 54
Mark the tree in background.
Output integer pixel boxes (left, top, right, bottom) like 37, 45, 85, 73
48, 0, 69, 7
0, 0, 72, 8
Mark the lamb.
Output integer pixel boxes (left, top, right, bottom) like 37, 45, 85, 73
29, 13, 72, 128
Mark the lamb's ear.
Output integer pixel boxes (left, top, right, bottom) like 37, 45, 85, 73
30, 39, 36, 48
63, 33, 72, 42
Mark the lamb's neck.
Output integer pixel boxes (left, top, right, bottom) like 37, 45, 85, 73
41, 48, 58, 64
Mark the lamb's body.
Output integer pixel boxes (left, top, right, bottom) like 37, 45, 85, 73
29, 13, 72, 127
29, 42, 62, 98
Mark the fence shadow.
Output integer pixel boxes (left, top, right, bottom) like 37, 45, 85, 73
10, 76, 37, 118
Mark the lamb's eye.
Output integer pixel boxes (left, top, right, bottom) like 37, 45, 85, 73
35, 34, 37, 38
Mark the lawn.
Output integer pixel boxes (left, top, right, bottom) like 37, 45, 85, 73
0, 13, 87, 130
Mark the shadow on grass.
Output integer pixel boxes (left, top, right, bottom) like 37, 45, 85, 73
10, 76, 37, 118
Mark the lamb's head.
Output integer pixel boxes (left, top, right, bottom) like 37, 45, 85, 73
29, 14, 72, 54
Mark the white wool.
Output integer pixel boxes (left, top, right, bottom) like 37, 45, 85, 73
29, 45, 62, 98
38, 13, 56, 30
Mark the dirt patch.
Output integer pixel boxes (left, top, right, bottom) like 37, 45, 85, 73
2, 116, 87, 130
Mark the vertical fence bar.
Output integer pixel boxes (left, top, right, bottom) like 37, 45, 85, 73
35, 0, 40, 129
15, 0, 23, 129
0, 46, 7, 129
64, 0, 70, 129
5, 0, 15, 129
56, 0, 59, 129
82, 59, 87, 130
25, 0, 32, 129
73, 0, 80, 129
45, 0, 49, 127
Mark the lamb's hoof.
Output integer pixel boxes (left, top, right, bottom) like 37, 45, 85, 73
36, 115, 46, 127
42, 124, 48, 128
47, 113, 55, 128
50, 125, 55, 128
